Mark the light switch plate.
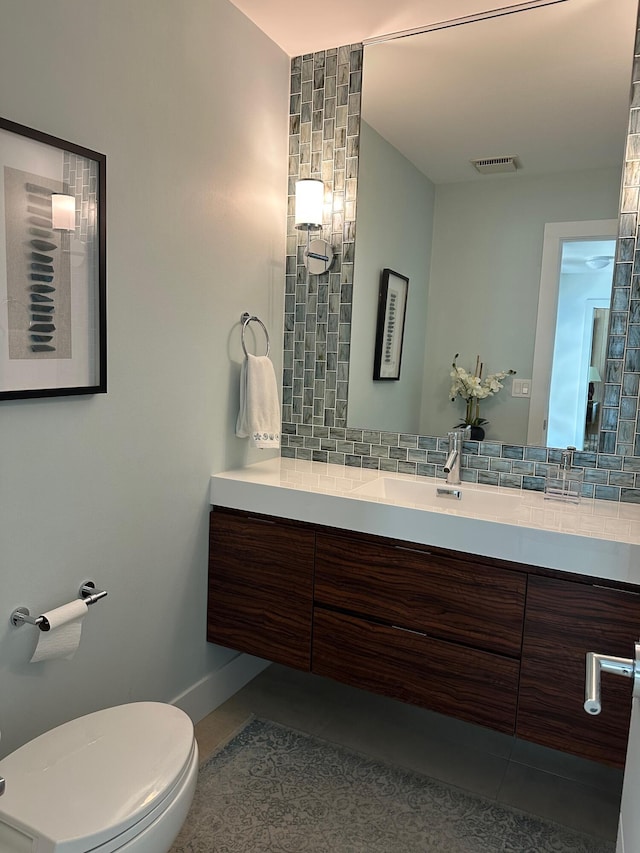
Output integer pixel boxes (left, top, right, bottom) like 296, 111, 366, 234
512, 378, 532, 398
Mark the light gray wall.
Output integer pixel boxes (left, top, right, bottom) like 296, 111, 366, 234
349, 122, 435, 434
0, 0, 288, 756
421, 167, 621, 442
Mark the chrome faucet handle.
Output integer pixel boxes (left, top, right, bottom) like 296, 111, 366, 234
444, 428, 465, 484
448, 425, 470, 447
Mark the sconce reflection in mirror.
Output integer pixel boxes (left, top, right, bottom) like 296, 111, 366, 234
586, 365, 602, 425
294, 178, 335, 275
51, 193, 76, 231
51, 192, 76, 261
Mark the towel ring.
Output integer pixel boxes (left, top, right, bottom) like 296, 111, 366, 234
240, 312, 270, 358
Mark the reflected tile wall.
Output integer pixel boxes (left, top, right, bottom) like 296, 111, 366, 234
605, 20, 640, 457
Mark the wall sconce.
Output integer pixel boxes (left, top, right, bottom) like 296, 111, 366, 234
294, 178, 334, 275
51, 193, 76, 231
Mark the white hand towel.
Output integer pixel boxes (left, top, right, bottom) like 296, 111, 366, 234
236, 353, 281, 449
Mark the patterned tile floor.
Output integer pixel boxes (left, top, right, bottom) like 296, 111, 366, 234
195, 663, 623, 843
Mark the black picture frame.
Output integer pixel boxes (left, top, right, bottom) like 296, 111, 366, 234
373, 268, 409, 381
0, 116, 106, 400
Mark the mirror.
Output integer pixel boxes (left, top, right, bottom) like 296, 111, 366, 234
347, 0, 637, 448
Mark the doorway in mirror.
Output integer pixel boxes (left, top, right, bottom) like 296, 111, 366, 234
546, 238, 614, 450
528, 221, 617, 448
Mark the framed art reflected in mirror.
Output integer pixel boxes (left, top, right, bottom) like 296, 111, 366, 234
0, 116, 106, 401
373, 268, 408, 381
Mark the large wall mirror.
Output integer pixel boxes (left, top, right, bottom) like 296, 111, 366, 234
347, 0, 637, 451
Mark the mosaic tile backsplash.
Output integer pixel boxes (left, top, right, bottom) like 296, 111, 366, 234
281, 15, 640, 504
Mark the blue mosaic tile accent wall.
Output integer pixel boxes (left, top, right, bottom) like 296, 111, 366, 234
282, 46, 362, 431
602, 18, 640, 458
281, 14, 640, 504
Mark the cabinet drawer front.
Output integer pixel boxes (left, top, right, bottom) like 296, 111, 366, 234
208, 511, 315, 670
312, 608, 519, 734
315, 534, 525, 656
517, 575, 640, 768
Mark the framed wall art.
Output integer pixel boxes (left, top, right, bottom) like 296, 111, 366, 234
0, 116, 106, 400
373, 268, 409, 381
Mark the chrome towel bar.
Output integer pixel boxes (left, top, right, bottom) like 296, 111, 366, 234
10, 581, 108, 631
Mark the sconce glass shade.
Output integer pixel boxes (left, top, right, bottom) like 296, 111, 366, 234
51, 193, 76, 231
295, 179, 323, 230
588, 365, 602, 383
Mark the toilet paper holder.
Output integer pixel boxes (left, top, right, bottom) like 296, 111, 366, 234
10, 581, 108, 631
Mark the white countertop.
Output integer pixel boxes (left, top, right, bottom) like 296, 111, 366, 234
210, 458, 640, 586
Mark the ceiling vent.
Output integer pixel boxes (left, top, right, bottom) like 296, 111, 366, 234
470, 156, 519, 175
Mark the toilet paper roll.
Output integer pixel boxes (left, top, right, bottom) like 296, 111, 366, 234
30, 599, 89, 663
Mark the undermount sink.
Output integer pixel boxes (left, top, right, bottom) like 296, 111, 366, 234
350, 477, 522, 518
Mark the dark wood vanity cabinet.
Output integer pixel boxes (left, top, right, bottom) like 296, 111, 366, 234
208, 507, 640, 767
312, 533, 524, 734
207, 509, 315, 670
314, 534, 526, 656
313, 609, 521, 734
517, 575, 640, 767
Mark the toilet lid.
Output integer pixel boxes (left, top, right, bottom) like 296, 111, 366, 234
0, 702, 195, 853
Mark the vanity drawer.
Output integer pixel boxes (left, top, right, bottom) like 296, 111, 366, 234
314, 534, 526, 657
208, 510, 315, 671
312, 608, 520, 734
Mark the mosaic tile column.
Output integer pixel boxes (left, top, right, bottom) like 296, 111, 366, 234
281, 45, 362, 452
604, 10, 640, 457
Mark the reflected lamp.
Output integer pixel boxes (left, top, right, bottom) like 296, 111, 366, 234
51, 193, 76, 231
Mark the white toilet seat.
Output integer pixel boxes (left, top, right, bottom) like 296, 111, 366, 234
0, 702, 198, 853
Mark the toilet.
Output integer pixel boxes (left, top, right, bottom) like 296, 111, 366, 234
0, 702, 198, 852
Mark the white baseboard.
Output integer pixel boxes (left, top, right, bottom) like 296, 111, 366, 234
171, 653, 270, 723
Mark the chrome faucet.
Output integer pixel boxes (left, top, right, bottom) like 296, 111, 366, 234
444, 426, 470, 485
